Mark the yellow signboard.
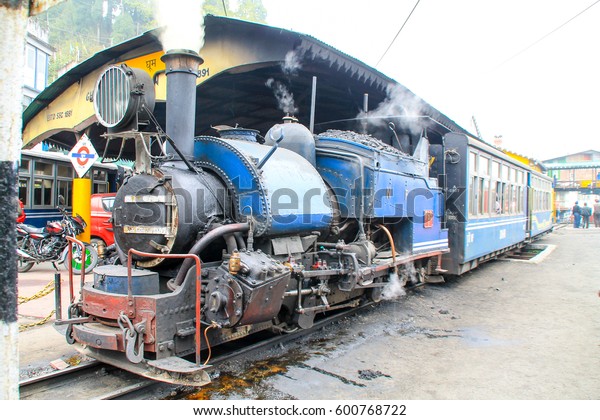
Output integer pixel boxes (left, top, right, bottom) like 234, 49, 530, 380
22, 35, 256, 148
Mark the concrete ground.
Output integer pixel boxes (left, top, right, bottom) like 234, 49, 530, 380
190, 226, 600, 400
17, 263, 83, 375
15, 226, 600, 400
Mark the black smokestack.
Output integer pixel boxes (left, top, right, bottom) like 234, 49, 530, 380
160, 49, 203, 160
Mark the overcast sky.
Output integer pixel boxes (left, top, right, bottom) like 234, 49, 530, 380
261, 0, 600, 161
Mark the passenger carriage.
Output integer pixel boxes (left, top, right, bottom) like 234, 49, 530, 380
442, 133, 553, 275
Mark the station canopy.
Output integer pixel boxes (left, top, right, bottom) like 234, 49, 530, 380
22, 15, 470, 161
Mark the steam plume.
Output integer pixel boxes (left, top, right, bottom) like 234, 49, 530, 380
381, 272, 406, 300
381, 262, 421, 300
282, 50, 302, 75
264, 50, 303, 116
266, 78, 298, 115
358, 84, 426, 133
155, 0, 205, 52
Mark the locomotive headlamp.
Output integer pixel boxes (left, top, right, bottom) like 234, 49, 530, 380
93, 64, 155, 132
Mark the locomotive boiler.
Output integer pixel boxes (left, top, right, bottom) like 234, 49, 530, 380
64, 50, 449, 385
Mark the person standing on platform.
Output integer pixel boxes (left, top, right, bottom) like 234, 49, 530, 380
581, 202, 592, 229
593, 199, 600, 228
572, 201, 581, 228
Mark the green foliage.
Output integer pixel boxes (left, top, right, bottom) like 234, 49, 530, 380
204, 0, 267, 22
37, 0, 267, 83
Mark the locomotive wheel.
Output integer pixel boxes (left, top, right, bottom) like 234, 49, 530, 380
65, 324, 75, 344
272, 309, 300, 333
368, 286, 383, 303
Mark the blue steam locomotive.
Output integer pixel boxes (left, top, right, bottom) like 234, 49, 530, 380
65, 51, 553, 385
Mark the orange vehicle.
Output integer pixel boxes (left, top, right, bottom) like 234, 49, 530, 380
90, 193, 116, 250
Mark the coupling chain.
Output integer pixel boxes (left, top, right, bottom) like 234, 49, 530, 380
19, 310, 56, 332
18, 279, 55, 304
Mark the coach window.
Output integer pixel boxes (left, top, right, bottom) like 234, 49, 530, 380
478, 177, 486, 215
501, 164, 509, 181
509, 168, 517, 213
511, 185, 516, 214
535, 178, 543, 211
492, 161, 500, 179
469, 152, 480, 217
33, 160, 54, 207
479, 156, 490, 215
93, 169, 109, 193
494, 181, 502, 214
543, 180, 551, 210
499, 165, 508, 213
479, 156, 489, 176
518, 170, 525, 213
469, 151, 478, 173
469, 174, 477, 216
502, 182, 509, 214
19, 159, 31, 206
57, 164, 73, 208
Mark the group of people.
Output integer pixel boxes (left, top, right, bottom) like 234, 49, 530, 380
572, 199, 600, 228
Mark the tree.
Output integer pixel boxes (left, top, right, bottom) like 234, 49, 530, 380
204, 0, 267, 22
36, 0, 267, 83
119, 0, 158, 38
36, 0, 107, 80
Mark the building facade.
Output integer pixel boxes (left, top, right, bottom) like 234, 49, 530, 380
544, 150, 600, 221
23, 19, 53, 110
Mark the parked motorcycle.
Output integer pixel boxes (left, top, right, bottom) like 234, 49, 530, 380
16, 198, 98, 273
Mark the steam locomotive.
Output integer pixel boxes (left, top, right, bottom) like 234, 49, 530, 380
63, 50, 553, 385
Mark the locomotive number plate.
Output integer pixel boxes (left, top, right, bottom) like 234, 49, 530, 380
124, 195, 170, 203
123, 225, 170, 234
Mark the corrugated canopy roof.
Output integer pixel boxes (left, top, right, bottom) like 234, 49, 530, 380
22, 15, 470, 160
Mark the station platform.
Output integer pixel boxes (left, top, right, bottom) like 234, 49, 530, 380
18, 263, 85, 376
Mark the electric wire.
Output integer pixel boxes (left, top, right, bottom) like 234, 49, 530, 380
494, 0, 600, 69
375, 0, 421, 67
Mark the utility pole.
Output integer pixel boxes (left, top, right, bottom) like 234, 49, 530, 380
0, 0, 29, 400
0, 0, 65, 400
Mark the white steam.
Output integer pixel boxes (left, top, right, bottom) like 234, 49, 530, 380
282, 50, 302, 75
358, 84, 426, 133
265, 50, 303, 116
367, 84, 424, 117
381, 263, 419, 301
155, 0, 205, 53
266, 78, 298, 115
381, 272, 406, 301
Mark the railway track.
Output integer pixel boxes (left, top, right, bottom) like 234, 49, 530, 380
19, 303, 370, 400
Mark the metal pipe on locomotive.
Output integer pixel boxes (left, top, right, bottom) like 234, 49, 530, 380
60, 49, 449, 385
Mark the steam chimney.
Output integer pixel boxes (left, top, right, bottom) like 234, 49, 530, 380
160, 49, 203, 160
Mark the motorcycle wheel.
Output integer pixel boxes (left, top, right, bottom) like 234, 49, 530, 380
64, 243, 98, 274
17, 237, 35, 273
17, 258, 35, 273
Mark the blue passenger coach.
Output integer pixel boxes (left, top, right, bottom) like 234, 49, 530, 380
18, 150, 119, 228
528, 171, 554, 238
441, 133, 552, 275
